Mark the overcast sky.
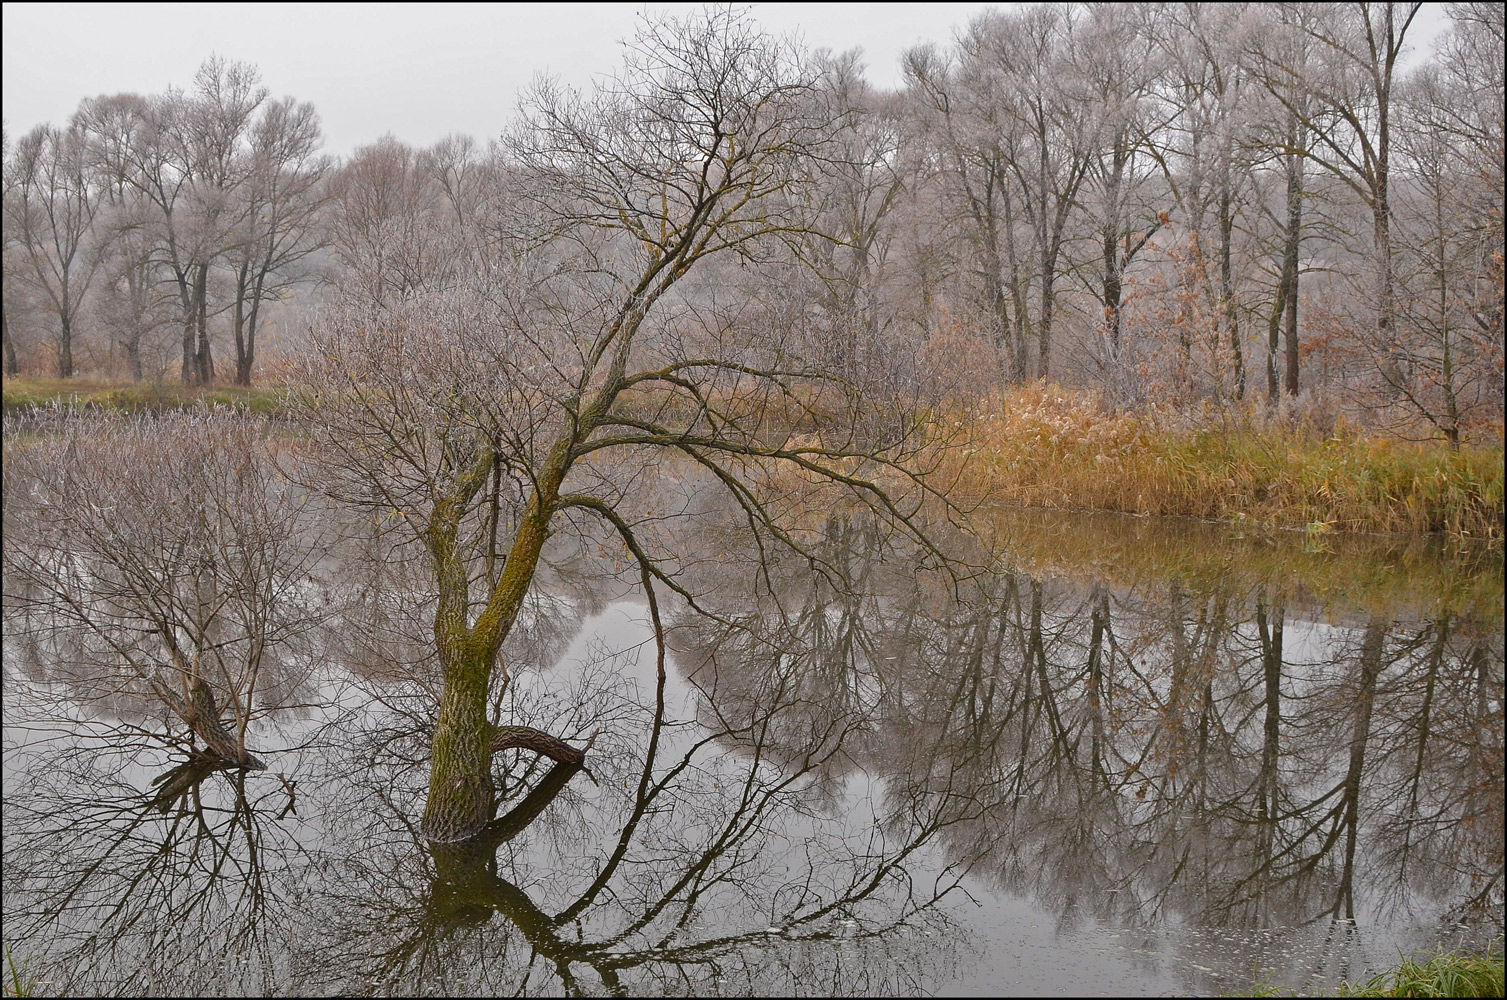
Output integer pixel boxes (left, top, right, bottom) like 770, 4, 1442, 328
3, 2, 1009, 155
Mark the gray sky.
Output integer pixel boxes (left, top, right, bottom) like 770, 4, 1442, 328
3, 2, 1002, 154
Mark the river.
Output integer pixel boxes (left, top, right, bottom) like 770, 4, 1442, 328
3, 507, 1501, 996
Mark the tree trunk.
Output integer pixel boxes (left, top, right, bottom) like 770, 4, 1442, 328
150, 672, 266, 770
178, 269, 196, 386
194, 263, 214, 385
1038, 249, 1056, 380
426, 761, 587, 983
978, 198, 1014, 385
1373, 188, 1396, 388
1103, 227, 1124, 355
1255, 593, 1283, 863
233, 262, 250, 387
1266, 276, 1285, 400
124, 339, 143, 382
1218, 176, 1244, 399
422, 450, 586, 842
1002, 184, 1029, 383
1281, 141, 1303, 397
423, 645, 499, 842
239, 268, 267, 387
58, 312, 74, 378
2, 307, 17, 376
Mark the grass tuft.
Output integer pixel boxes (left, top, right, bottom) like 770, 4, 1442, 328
2, 947, 43, 998
1338, 945, 1506, 997
1227, 944, 1506, 998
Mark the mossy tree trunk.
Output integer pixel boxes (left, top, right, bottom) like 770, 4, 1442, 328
420, 439, 579, 841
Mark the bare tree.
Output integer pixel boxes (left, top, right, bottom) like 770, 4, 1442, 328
418, 132, 485, 228
904, 38, 1030, 384
224, 96, 328, 385
1380, 3, 1505, 442
90, 214, 176, 380
1250, 3, 1423, 400
326, 135, 462, 306
3, 122, 103, 377
2, 123, 24, 376
791, 51, 910, 387
1074, 3, 1169, 384
77, 58, 268, 385
175, 57, 269, 384
908, 5, 1093, 383
297, 8, 946, 843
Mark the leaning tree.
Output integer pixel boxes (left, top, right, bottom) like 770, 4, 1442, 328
296, 8, 950, 842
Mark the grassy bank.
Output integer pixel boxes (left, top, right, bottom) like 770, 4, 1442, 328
935, 384, 1504, 538
6, 375, 1502, 538
1, 376, 287, 416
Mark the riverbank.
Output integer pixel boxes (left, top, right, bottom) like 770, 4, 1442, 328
933, 384, 1504, 538
5, 375, 1502, 539
1, 376, 286, 416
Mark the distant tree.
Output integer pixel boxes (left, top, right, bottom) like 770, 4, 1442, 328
78, 58, 269, 385
3, 122, 103, 377
91, 221, 175, 380
1237, 3, 1329, 401
1382, 2, 1506, 442
905, 38, 1029, 383
1249, 2, 1423, 399
1073, 3, 1169, 386
908, 5, 1093, 383
326, 135, 461, 305
795, 51, 910, 386
418, 132, 485, 228
175, 57, 269, 384
224, 96, 328, 385
2, 123, 23, 376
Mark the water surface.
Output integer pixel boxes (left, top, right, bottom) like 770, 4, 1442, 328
3, 509, 1502, 996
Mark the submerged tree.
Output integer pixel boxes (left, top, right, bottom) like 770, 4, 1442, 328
4, 414, 323, 768
297, 8, 945, 842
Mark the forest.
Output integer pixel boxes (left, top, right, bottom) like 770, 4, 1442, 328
3, 3, 1501, 442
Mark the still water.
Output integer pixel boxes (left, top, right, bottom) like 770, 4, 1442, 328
3, 509, 1502, 996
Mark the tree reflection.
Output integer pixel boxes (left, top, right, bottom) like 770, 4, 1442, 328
670, 510, 1505, 943
1, 731, 302, 995
298, 639, 966, 996
4, 607, 968, 996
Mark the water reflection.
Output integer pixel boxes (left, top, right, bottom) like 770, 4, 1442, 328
293, 638, 968, 996
2, 509, 1502, 996
674, 512, 1503, 941
2, 735, 301, 994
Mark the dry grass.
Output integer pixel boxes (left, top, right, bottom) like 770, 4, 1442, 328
2, 375, 288, 416
7, 374, 1500, 539
931, 383, 1504, 538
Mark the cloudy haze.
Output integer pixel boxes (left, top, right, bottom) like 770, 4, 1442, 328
3, 2, 1003, 153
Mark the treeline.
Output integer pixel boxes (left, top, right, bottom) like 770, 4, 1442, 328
2, 2, 1502, 441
